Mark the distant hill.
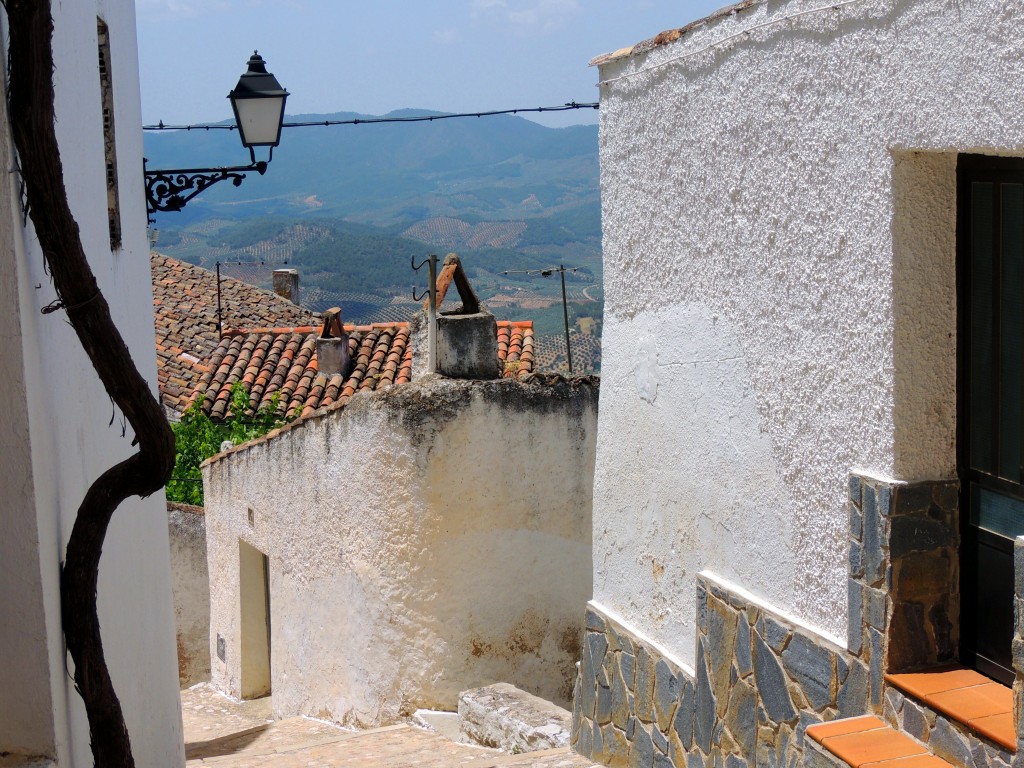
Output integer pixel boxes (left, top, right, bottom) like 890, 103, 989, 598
145, 110, 603, 372
143, 110, 599, 229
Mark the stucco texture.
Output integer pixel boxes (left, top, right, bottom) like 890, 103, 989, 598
0, 0, 184, 764
593, 0, 1024, 665
203, 376, 598, 727
169, 504, 211, 686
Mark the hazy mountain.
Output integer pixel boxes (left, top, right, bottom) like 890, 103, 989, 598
143, 110, 599, 229
145, 110, 604, 372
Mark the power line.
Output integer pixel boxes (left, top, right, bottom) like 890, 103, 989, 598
143, 101, 599, 132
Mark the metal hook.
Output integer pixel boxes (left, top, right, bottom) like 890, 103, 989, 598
412, 285, 427, 302
411, 255, 430, 272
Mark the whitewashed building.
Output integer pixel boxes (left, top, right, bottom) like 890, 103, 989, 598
574, 1, 1024, 767
202, 371, 598, 728
0, 2, 184, 766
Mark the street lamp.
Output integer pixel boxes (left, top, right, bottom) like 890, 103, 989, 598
144, 52, 289, 218
229, 51, 289, 156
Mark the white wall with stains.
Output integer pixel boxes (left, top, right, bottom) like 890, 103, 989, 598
592, 0, 1024, 666
168, 504, 211, 687
203, 377, 598, 727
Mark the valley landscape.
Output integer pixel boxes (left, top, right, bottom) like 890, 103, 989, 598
145, 110, 603, 372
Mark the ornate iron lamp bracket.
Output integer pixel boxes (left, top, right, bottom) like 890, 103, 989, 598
144, 157, 267, 220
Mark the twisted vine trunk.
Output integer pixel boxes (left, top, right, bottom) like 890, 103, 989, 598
6, 2, 176, 766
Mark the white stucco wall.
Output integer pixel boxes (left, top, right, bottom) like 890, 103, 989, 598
0, 1, 184, 765
593, 0, 1024, 666
168, 504, 212, 687
203, 377, 597, 727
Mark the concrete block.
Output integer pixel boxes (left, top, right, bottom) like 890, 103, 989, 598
458, 682, 571, 753
436, 312, 500, 379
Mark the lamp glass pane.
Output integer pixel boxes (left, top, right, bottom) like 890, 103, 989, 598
234, 97, 283, 146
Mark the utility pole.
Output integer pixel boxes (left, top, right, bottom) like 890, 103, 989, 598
412, 255, 440, 372
558, 264, 573, 374
502, 265, 578, 375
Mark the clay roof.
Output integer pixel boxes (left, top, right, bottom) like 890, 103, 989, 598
152, 252, 319, 415
188, 319, 535, 423
589, 0, 758, 67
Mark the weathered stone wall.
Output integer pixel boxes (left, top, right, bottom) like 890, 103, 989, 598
573, 473, 977, 768
573, 603, 694, 767
168, 502, 210, 687
204, 376, 598, 726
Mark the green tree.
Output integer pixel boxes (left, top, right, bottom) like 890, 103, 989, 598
167, 382, 288, 505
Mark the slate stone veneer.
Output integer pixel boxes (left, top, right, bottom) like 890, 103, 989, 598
572, 473, 1017, 767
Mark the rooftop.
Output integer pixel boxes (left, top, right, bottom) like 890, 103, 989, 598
187, 320, 535, 423
152, 253, 319, 415
588, 0, 757, 67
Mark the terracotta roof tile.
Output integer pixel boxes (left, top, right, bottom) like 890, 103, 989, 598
151, 252, 319, 415
189, 319, 533, 423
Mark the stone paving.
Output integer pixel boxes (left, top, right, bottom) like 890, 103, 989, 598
182, 684, 600, 768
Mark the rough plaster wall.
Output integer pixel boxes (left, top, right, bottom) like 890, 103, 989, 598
204, 378, 597, 727
0, 59, 55, 758
594, 0, 1024, 666
0, 1, 185, 764
168, 505, 211, 687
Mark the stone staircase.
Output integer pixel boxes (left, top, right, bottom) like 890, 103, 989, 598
805, 716, 953, 768
803, 667, 1015, 768
182, 683, 596, 768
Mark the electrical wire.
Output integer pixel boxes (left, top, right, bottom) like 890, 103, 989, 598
143, 101, 598, 132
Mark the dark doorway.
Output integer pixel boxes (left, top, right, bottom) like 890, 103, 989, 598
958, 154, 1024, 685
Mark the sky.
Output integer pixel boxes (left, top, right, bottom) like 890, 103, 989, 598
135, 1, 726, 129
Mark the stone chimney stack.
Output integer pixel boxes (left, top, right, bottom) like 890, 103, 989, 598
316, 307, 350, 377
436, 312, 500, 379
273, 268, 300, 305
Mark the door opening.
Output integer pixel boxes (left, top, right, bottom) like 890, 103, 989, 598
239, 539, 271, 699
958, 154, 1024, 685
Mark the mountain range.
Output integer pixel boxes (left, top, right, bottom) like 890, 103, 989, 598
143, 110, 599, 230
143, 110, 604, 372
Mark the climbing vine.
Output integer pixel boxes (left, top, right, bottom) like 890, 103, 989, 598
5, 2, 174, 766
168, 383, 287, 505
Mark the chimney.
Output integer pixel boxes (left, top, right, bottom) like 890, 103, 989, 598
436, 311, 500, 379
316, 307, 350, 377
273, 268, 300, 305
429, 254, 499, 379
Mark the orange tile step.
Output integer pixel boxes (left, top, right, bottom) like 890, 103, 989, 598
885, 666, 1015, 752
805, 716, 953, 768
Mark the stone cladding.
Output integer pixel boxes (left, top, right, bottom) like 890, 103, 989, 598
847, 475, 959, 681
572, 473, 1019, 768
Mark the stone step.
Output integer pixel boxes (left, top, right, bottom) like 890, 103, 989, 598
884, 667, 1015, 752
805, 716, 953, 768
459, 683, 572, 754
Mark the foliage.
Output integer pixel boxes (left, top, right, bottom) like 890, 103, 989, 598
167, 382, 287, 505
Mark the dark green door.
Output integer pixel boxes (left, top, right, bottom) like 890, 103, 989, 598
959, 155, 1024, 685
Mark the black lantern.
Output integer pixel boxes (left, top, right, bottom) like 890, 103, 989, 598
229, 52, 289, 156
144, 52, 289, 219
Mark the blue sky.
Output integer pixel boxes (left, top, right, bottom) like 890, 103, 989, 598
135, 1, 725, 128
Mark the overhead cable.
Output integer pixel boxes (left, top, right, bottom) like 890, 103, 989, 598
143, 101, 599, 132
